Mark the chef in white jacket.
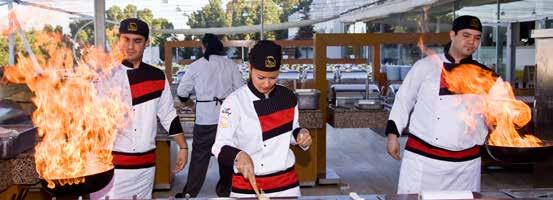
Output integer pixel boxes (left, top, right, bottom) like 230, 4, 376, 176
386, 15, 498, 194
176, 33, 243, 197
212, 40, 312, 198
91, 18, 188, 200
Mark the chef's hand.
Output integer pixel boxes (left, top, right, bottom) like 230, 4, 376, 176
174, 148, 188, 173
297, 128, 312, 149
387, 134, 401, 160
235, 151, 256, 182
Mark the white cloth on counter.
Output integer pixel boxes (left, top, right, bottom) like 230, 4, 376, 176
419, 190, 473, 200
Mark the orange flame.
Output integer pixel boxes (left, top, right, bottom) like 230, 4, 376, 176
2, 11, 129, 188
443, 64, 542, 147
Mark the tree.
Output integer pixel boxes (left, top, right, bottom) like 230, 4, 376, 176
69, 4, 175, 62
274, 0, 299, 39
187, 0, 318, 40
225, 0, 254, 40
106, 5, 124, 22
0, 25, 72, 68
293, 0, 315, 40
227, 0, 283, 40
253, 0, 282, 40
188, 0, 226, 29
123, 5, 138, 19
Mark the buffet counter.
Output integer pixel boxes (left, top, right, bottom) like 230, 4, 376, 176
328, 106, 389, 128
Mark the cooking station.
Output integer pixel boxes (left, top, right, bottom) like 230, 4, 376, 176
1, 0, 553, 196
0, 100, 40, 199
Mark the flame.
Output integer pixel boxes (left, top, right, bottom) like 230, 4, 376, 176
443, 64, 542, 147
2, 11, 129, 188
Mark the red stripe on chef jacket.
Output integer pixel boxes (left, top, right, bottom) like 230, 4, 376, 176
112, 149, 156, 169
232, 167, 299, 192
258, 107, 294, 133
130, 80, 165, 99
405, 134, 481, 162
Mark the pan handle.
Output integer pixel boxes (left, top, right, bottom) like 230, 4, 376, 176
484, 134, 502, 162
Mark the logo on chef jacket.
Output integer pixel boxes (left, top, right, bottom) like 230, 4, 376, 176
265, 56, 276, 68
128, 23, 138, 31
220, 108, 231, 128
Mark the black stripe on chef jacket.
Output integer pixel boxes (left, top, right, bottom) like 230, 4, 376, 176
123, 60, 166, 106
439, 43, 499, 96
123, 60, 183, 136
247, 81, 300, 141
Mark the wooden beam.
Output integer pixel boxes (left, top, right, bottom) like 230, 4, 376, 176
274, 40, 313, 47
313, 34, 328, 179
164, 43, 173, 83
281, 58, 370, 65
283, 59, 312, 64
178, 59, 244, 65
164, 39, 315, 81
165, 40, 256, 48
372, 45, 385, 92
312, 33, 449, 46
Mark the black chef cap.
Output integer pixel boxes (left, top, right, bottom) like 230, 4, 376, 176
248, 40, 282, 72
452, 15, 482, 33
119, 18, 149, 40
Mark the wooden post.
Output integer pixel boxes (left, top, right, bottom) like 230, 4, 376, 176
313, 34, 328, 178
164, 43, 173, 82
372, 44, 385, 93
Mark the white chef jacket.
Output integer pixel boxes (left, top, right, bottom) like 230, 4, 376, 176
91, 61, 183, 199
212, 82, 306, 197
177, 55, 244, 125
387, 51, 501, 193
106, 62, 183, 154
388, 53, 502, 150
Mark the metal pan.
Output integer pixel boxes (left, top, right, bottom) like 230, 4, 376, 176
485, 140, 553, 163
41, 168, 114, 197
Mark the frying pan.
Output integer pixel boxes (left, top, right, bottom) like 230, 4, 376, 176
41, 167, 114, 197
485, 140, 553, 163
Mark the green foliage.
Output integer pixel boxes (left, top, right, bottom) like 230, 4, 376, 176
189, 0, 313, 40
0, 26, 71, 67
68, 4, 175, 60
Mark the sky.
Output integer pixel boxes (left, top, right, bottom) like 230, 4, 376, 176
0, 0, 230, 33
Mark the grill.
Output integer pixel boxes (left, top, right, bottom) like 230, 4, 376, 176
0, 100, 36, 160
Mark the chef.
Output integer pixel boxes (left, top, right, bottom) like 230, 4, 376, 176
385, 15, 498, 193
90, 18, 188, 199
176, 33, 243, 197
212, 40, 312, 198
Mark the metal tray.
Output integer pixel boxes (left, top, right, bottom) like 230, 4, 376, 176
355, 99, 384, 110
0, 125, 37, 160
295, 89, 321, 110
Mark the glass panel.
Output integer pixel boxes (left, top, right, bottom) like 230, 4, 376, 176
475, 25, 508, 79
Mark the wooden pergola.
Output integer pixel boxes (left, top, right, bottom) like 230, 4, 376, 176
163, 39, 372, 83
162, 33, 451, 182
312, 32, 450, 179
